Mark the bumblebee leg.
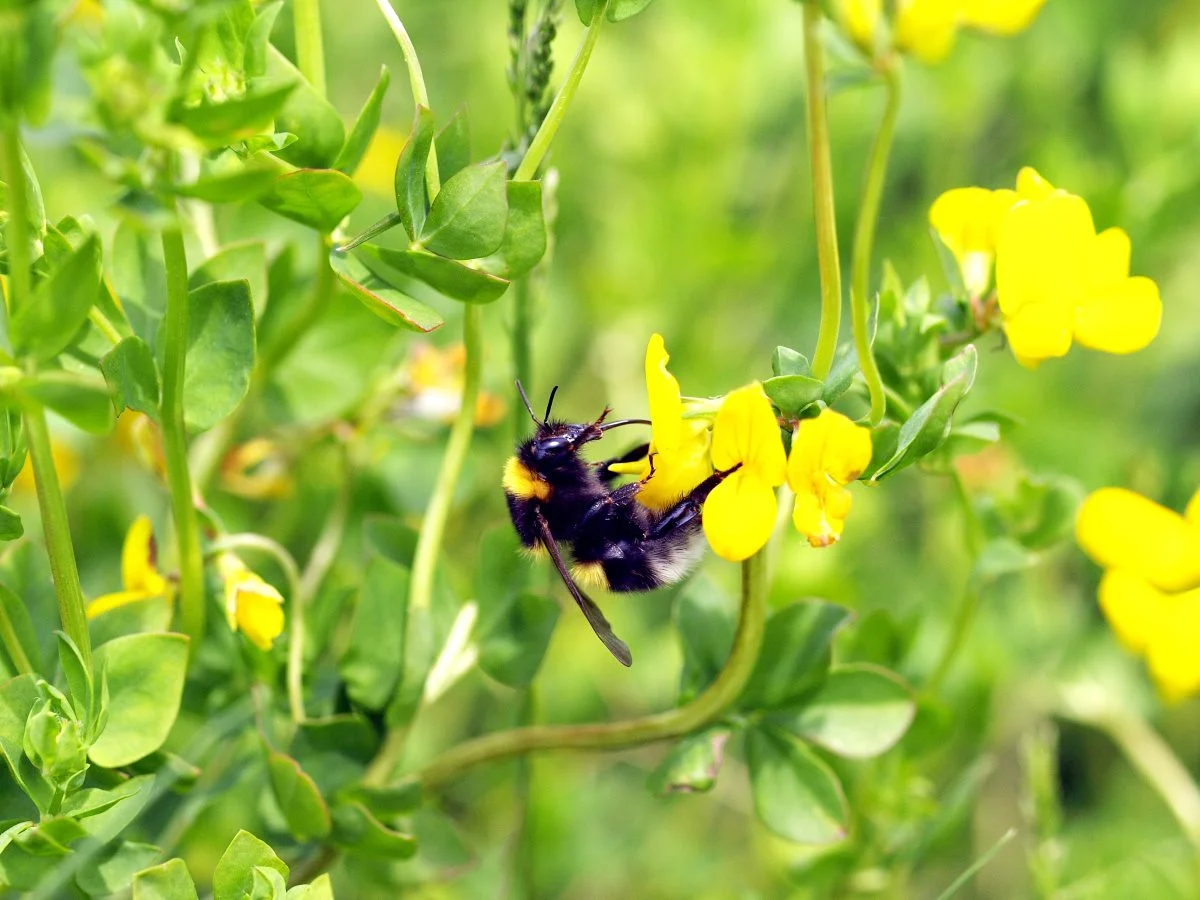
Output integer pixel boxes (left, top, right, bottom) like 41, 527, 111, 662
596, 442, 651, 484
647, 463, 742, 539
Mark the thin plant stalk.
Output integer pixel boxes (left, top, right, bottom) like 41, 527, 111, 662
3, 125, 31, 315
0, 588, 34, 675
802, 0, 842, 381
850, 62, 901, 425
415, 552, 767, 788
513, 0, 608, 182
293, 0, 327, 99
160, 224, 207, 654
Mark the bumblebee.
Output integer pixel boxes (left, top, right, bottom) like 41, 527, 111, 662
503, 383, 735, 667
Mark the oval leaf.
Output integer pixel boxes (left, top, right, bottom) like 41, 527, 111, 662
18, 372, 115, 435
739, 601, 853, 711
266, 751, 332, 841
763, 374, 825, 416
339, 553, 408, 710
363, 245, 509, 304
101, 336, 161, 421
746, 726, 849, 845
88, 633, 188, 768
330, 801, 417, 859
647, 727, 730, 796
132, 858, 199, 900
212, 830, 287, 900
259, 168, 361, 233
183, 279, 254, 432
334, 65, 390, 176
394, 106, 436, 238
329, 251, 443, 333
483, 180, 546, 279
477, 591, 560, 688
418, 160, 507, 260
11, 233, 101, 362
772, 663, 916, 759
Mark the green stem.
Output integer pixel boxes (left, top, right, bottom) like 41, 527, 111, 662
511, 276, 533, 437
408, 304, 483, 615
513, 0, 608, 182
87, 308, 122, 347
802, 0, 842, 381
849, 62, 900, 425
160, 224, 206, 655
3, 125, 31, 318
415, 552, 767, 788
373, 0, 440, 198
293, 0, 327, 99
25, 408, 92, 669
335, 211, 404, 253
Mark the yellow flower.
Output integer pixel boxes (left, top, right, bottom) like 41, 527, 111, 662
929, 186, 1018, 296
611, 334, 714, 512
702, 383, 787, 562
1078, 487, 1200, 700
895, 0, 1048, 63
995, 168, 1162, 366
220, 438, 294, 500
787, 409, 873, 548
400, 342, 505, 427
87, 516, 174, 618
217, 554, 285, 651
836, 0, 883, 52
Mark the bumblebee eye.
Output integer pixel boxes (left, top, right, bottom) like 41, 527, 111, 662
535, 437, 569, 458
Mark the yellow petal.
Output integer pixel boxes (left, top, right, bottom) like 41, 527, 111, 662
1073, 275, 1161, 355
1077, 488, 1200, 593
645, 333, 683, 453
1088, 227, 1131, 286
996, 191, 1093, 319
1097, 569, 1169, 655
929, 187, 1018, 295
894, 0, 960, 63
792, 482, 853, 548
1002, 301, 1073, 365
959, 0, 1048, 34
636, 419, 714, 512
702, 471, 777, 562
1146, 592, 1200, 702
710, 383, 786, 485
1184, 488, 1200, 525
787, 408, 873, 491
837, 0, 882, 50
1014, 166, 1056, 200
86, 590, 160, 620
234, 585, 286, 651
121, 515, 165, 594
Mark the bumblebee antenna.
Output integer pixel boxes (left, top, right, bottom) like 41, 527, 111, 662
598, 418, 652, 431
515, 380, 541, 426
543, 386, 559, 425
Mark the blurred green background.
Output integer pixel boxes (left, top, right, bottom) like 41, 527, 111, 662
17, 0, 1200, 895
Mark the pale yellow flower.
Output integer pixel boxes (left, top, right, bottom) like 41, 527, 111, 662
787, 409, 873, 548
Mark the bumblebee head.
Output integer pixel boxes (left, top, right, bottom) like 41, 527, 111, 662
513, 381, 649, 474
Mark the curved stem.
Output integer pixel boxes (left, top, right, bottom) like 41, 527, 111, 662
803, 1, 842, 381
408, 305, 483, 614
160, 224, 206, 656
513, 0, 608, 182
414, 552, 767, 788
373, 0, 441, 198
293, 0, 327, 99
25, 408, 91, 669
850, 62, 900, 425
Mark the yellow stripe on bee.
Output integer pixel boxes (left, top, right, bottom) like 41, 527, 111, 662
503, 457, 552, 501
571, 561, 609, 590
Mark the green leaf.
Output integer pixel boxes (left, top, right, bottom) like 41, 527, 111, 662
394, 106, 436, 238
930, 227, 968, 298
674, 576, 735, 703
289, 874, 334, 900
259, 168, 362, 233
189, 241, 268, 320
746, 725, 849, 845
56, 631, 93, 728
361, 245, 509, 304
435, 107, 471, 182
331, 801, 417, 859
647, 727, 730, 795
183, 279, 255, 432
132, 858, 199, 900
483, 180, 546, 278
337, 779, 422, 818
172, 83, 296, 149
334, 65, 391, 176
0, 508, 21, 542
339, 553, 408, 710
266, 750, 332, 841
172, 158, 281, 204
575, 0, 656, 23
290, 715, 380, 797
0, 582, 41, 674
740, 601, 852, 711
249, 865, 288, 899
76, 841, 161, 898
101, 336, 161, 421
0, 674, 49, 808
245, 1, 282, 78
213, 831, 288, 900
329, 251, 443, 333
969, 538, 1038, 590
477, 591, 560, 688
267, 47, 345, 169
88, 632, 189, 768
11, 234, 102, 361
89, 596, 172, 650
418, 160, 508, 260
869, 344, 978, 481
821, 343, 859, 405
763, 374, 825, 416
111, 219, 167, 350
772, 346, 810, 377
773, 663, 915, 759
18, 371, 115, 435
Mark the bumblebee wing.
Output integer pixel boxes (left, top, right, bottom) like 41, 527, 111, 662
535, 509, 633, 667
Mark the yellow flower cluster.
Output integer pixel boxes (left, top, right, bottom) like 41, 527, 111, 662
1077, 488, 1200, 700
931, 167, 1162, 367
615, 336, 872, 562
837, 0, 1048, 63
